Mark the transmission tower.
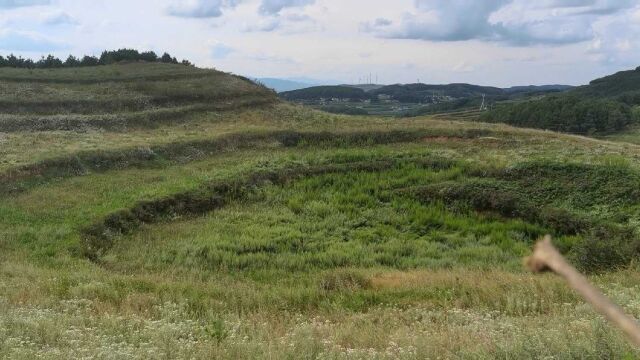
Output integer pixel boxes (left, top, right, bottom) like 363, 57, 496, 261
480, 94, 488, 111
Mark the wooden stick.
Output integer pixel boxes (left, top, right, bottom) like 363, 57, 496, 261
525, 235, 640, 347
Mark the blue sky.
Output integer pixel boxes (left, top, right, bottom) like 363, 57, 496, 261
0, 0, 639, 86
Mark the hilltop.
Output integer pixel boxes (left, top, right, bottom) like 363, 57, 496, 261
0, 62, 277, 133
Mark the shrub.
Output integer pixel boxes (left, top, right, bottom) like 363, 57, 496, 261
569, 227, 640, 273
318, 270, 371, 292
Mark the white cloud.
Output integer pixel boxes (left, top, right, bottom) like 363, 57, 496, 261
167, 0, 241, 18
242, 17, 280, 32
364, 0, 638, 46
41, 11, 79, 26
453, 61, 474, 73
210, 42, 235, 58
0, 29, 66, 51
0, 0, 49, 9
259, 0, 315, 15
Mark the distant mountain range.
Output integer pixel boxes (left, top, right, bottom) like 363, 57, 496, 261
279, 83, 574, 103
254, 77, 345, 92
255, 76, 576, 97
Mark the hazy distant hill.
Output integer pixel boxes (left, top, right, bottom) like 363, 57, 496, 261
256, 78, 317, 92
280, 82, 573, 104
371, 83, 505, 103
280, 86, 372, 101
345, 84, 385, 92
505, 85, 574, 93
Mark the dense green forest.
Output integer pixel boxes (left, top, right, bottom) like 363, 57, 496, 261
482, 67, 640, 134
0, 49, 191, 69
571, 67, 640, 100
481, 96, 635, 134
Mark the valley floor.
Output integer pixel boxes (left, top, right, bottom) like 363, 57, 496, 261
2, 104, 640, 358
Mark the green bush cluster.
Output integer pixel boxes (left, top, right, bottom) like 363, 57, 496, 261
481, 96, 634, 134
0, 49, 192, 69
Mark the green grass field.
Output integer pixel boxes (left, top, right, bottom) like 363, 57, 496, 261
2, 63, 640, 358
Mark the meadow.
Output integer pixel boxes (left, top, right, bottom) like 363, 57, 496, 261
1, 63, 640, 358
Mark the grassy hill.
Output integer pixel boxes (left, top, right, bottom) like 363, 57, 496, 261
0, 62, 277, 133
2, 62, 640, 358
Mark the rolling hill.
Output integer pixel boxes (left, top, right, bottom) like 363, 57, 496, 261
571, 66, 640, 100
0, 62, 277, 133
482, 66, 640, 134
2, 60, 640, 358
279, 85, 372, 101
281, 83, 573, 103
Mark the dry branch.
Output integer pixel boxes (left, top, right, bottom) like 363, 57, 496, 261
525, 235, 640, 347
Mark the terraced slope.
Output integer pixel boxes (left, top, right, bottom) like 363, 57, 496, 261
2, 63, 640, 358
0, 62, 277, 132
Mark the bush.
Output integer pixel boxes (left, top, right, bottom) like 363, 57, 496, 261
318, 270, 371, 292
569, 227, 640, 273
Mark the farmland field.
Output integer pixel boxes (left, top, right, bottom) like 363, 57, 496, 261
2, 63, 640, 359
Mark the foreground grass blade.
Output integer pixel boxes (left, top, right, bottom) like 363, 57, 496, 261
526, 236, 640, 347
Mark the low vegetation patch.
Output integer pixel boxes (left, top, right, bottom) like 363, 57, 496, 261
81, 157, 456, 260
0, 129, 488, 196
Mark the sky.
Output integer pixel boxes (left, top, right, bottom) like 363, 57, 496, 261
0, 0, 639, 87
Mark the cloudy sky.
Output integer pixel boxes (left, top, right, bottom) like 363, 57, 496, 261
0, 0, 639, 86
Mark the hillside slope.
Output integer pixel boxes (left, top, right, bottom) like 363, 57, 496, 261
482, 67, 640, 134
2, 63, 640, 358
571, 66, 640, 101
0, 62, 277, 132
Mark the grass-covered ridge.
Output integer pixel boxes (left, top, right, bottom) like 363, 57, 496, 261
0, 62, 277, 132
